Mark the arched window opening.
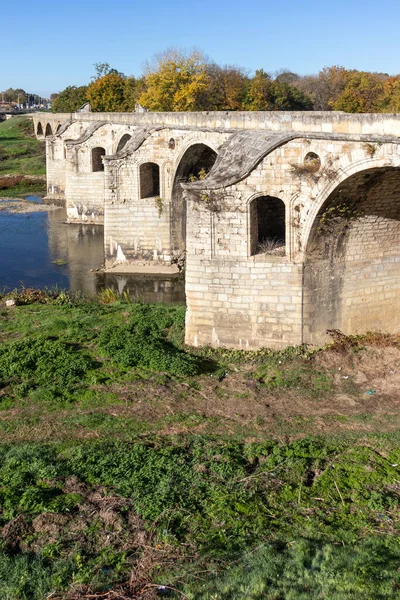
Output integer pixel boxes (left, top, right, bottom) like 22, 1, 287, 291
250, 195, 286, 256
45, 123, 53, 137
116, 134, 131, 153
37, 122, 43, 136
56, 124, 62, 133
92, 147, 106, 172
140, 163, 160, 198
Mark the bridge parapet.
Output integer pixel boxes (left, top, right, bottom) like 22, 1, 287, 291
33, 110, 400, 136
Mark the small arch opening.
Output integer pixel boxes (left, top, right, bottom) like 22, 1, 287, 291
116, 134, 131, 153
168, 138, 176, 150
140, 162, 160, 198
250, 195, 286, 256
304, 152, 321, 172
37, 122, 43, 136
45, 123, 53, 137
56, 124, 62, 133
92, 147, 106, 172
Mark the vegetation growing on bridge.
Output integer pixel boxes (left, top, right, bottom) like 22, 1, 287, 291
1, 291, 400, 598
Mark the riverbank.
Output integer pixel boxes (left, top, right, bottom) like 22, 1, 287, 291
0, 196, 61, 213
0, 116, 46, 197
1, 292, 400, 599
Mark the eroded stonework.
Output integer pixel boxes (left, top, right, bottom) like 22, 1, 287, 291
33, 111, 400, 349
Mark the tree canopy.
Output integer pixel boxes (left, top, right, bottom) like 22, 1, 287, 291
51, 86, 88, 112
49, 53, 400, 114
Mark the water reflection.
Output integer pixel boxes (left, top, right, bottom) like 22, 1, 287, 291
0, 199, 185, 303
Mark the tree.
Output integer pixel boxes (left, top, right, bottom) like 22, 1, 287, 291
244, 70, 275, 110
92, 63, 125, 81
86, 73, 127, 112
378, 76, 400, 112
332, 71, 386, 112
271, 81, 313, 110
51, 86, 88, 112
123, 76, 146, 111
274, 70, 300, 85
139, 49, 209, 111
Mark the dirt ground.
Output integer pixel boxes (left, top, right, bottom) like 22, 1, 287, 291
1, 341, 399, 442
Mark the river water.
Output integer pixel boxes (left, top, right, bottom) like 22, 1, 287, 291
0, 197, 185, 303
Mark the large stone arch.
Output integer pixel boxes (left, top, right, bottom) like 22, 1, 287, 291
301, 151, 400, 254
171, 141, 218, 258
303, 162, 400, 346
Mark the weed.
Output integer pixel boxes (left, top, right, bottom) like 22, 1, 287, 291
256, 237, 285, 255
154, 196, 163, 217
0, 335, 96, 400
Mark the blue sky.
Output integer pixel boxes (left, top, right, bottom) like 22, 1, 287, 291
2, 0, 400, 97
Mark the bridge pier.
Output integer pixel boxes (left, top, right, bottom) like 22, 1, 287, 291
33, 110, 400, 349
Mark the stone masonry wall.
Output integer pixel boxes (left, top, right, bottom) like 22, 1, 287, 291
32, 110, 400, 349
104, 128, 228, 267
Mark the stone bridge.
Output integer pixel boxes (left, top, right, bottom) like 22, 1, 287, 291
32, 111, 400, 349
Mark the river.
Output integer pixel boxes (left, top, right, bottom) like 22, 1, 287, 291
0, 197, 185, 303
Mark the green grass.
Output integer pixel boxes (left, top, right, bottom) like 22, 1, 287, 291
1, 293, 400, 598
0, 116, 46, 180
0, 436, 399, 598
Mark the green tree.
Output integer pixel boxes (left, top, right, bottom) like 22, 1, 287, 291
271, 81, 313, 110
51, 86, 88, 112
123, 76, 146, 111
92, 62, 125, 80
244, 70, 275, 110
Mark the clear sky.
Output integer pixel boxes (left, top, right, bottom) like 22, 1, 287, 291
2, 0, 400, 97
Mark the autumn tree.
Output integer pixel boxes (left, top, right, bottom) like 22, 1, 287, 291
378, 76, 400, 112
332, 71, 386, 112
139, 49, 209, 111
51, 85, 88, 112
86, 73, 127, 112
244, 70, 275, 110
123, 76, 146, 111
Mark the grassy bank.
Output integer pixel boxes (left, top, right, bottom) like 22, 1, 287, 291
1, 291, 400, 598
0, 116, 46, 197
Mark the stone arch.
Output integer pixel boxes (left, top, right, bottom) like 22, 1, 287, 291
171, 142, 218, 257
92, 147, 106, 172
248, 195, 286, 256
37, 122, 43, 136
116, 133, 131, 153
302, 152, 400, 253
303, 164, 400, 346
140, 162, 160, 198
45, 123, 53, 137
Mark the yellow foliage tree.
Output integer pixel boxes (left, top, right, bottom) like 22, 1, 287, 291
332, 71, 385, 113
379, 76, 400, 112
86, 73, 127, 112
139, 50, 209, 111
